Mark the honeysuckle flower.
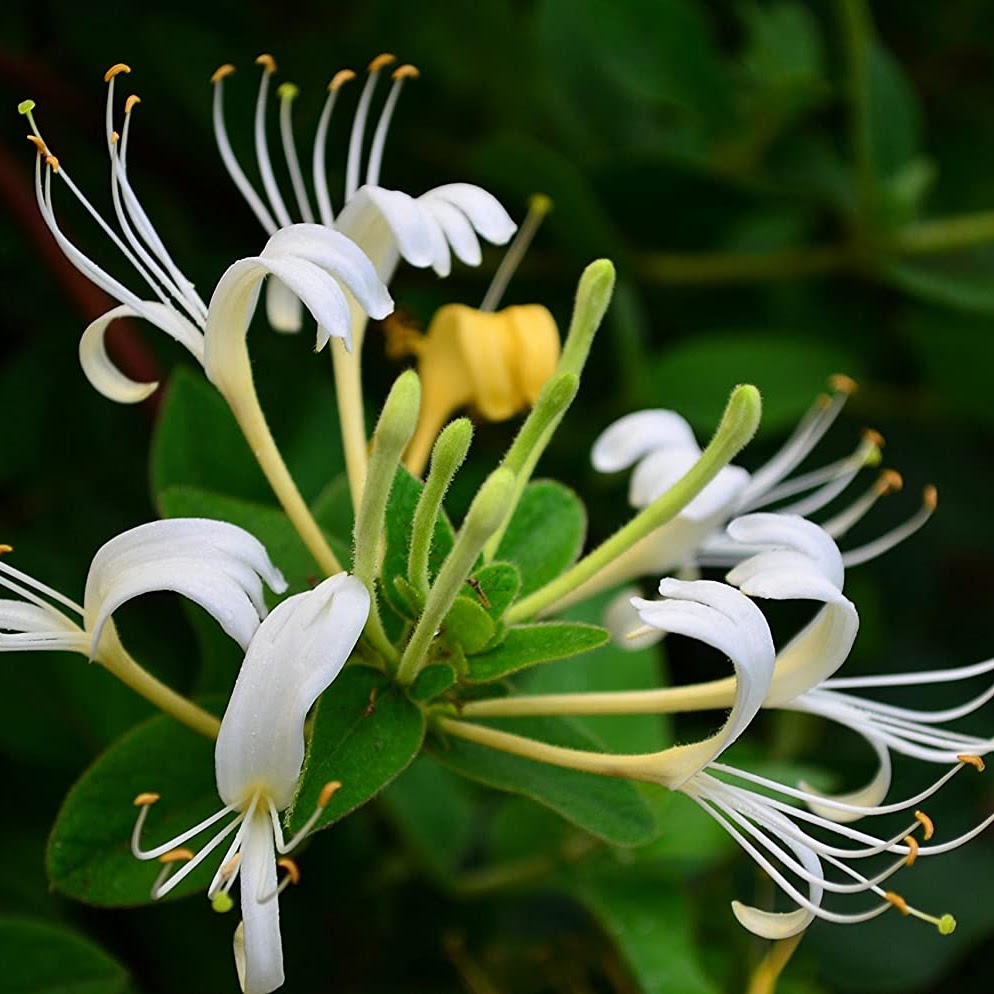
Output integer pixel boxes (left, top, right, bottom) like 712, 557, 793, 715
585, 377, 935, 633
19, 68, 391, 404
0, 518, 286, 736
132, 573, 370, 994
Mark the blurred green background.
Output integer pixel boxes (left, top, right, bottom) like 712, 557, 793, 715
2, 1, 994, 991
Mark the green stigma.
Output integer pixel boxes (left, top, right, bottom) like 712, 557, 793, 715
277, 82, 300, 101
211, 891, 234, 914
937, 914, 957, 936
17, 99, 35, 115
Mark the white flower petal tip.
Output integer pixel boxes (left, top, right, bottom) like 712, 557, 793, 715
732, 899, 814, 941
84, 518, 286, 657
264, 277, 304, 333
591, 410, 698, 473
604, 590, 663, 650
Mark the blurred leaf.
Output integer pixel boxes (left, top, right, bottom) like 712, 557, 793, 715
496, 481, 586, 596
742, 2, 826, 100
466, 622, 609, 683
645, 332, 860, 438
868, 44, 922, 182
380, 754, 477, 883
433, 716, 657, 846
289, 667, 425, 834
885, 259, 994, 317
0, 916, 130, 994
573, 874, 720, 994
47, 709, 220, 907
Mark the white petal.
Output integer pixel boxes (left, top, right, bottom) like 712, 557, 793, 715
727, 513, 845, 590
0, 599, 80, 636
79, 302, 204, 404
630, 450, 748, 518
421, 197, 482, 267
215, 574, 370, 810
422, 183, 517, 245
633, 579, 775, 785
591, 410, 698, 474
605, 589, 664, 650
84, 519, 286, 656
799, 736, 892, 824
235, 810, 284, 994
264, 278, 303, 334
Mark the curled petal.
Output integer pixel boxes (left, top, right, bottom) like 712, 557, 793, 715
84, 518, 286, 656
630, 450, 748, 518
423, 197, 482, 267
215, 574, 369, 810
800, 736, 892, 824
727, 513, 845, 590
422, 183, 517, 245
264, 278, 303, 334
591, 410, 698, 474
80, 302, 204, 404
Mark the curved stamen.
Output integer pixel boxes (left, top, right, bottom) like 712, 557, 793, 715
825, 655, 994, 691
253, 54, 293, 229
480, 193, 553, 312
268, 779, 341, 854
153, 812, 245, 899
312, 69, 355, 225
276, 82, 314, 222
0, 558, 84, 616
814, 682, 994, 726
365, 63, 417, 187
211, 64, 279, 235
131, 792, 239, 860
258, 857, 300, 903
345, 53, 395, 201
822, 470, 903, 539
842, 486, 937, 567
206, 793, 260, 899
151, 847, 194, 896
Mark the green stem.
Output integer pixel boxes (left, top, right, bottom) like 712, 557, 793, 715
332, 301, 372, 512
507, 383, 762, 622
397, 468, 515, 685
408, 418, 473, 598
639, 244, 848, 285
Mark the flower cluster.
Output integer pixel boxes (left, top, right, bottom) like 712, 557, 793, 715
8, 48, 993, 994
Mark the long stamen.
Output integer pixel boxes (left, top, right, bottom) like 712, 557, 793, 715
211, 64, 279, 234
822, 470, 903, 538
345, 53, 395, 201
131, 792, 239, 860
884, 892, 957, 934
312, 69, 355, 225
842, 486, 937, 567
207, 793, 260, 900
258, 857, 300, 903
276, 82, 314, 222
253, 54, 293, 228
153, 813, 245, 899
365, 63, 417, 187
151, 847, 194, 896
271, 780, 341, 854
825, 655, 994, 691
0, 556, 84, 616
480, 193, 553, 312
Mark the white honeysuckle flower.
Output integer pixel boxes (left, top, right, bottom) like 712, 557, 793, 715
19, 65, 392, 406
132, 573, 370, 994
591, 379, 936, 637
210, 52, 516, 330
633, 577, 986, 940
0, 518, 286, 663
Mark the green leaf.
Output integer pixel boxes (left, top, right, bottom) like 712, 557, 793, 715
380, 755, 477, 882
467, 622, 609, 683
443, 596, 497, 654
496, 481, 586, 596
289, 666, 426, 834
0, 917, 131, 994
868, 43, 922, 181
159, 485, 347, 594
382, 468, 455, 618
645, 332, 860, 438
408, 664, 458, 702
742, 2, 825, 98
466, 561, 521, 620
47, 709, 221, 907
573, 874, 719, 994
151, 368, 268, 504
433, 716, 657, 846
885, 259, 994, 317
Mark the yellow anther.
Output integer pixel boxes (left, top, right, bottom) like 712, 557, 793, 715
875, 469, 904, 495
125, 94, 141, 114
25, 135, 46, 155
815, 394, 832, 410
392, 64, 420, 81
923, 485, 938, 511
885, 891, 910, 915
45, 155, 60, 173
158, 847, 194, 864
957, 754, 986, 772
212, 891, 235, 914
17, 99, 36, 116
829, 373, 858, 395
277, 858, 301, 885
133, 792, 160, 806
528, 193, 554, 216
903, 835, 919, 866
110, 131, 119, 145
862, 428, 885, 449
211, 64, 236, 84
318, 780, 342, 808
104, 63, 131, 82
0, 544, 12, 555
329, 69, 356, 91
915, 810, 935, 840
276, 82, 299, 101
256, 53, 277, 74
219, 853, 241, 879
368, 53, 397, 72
